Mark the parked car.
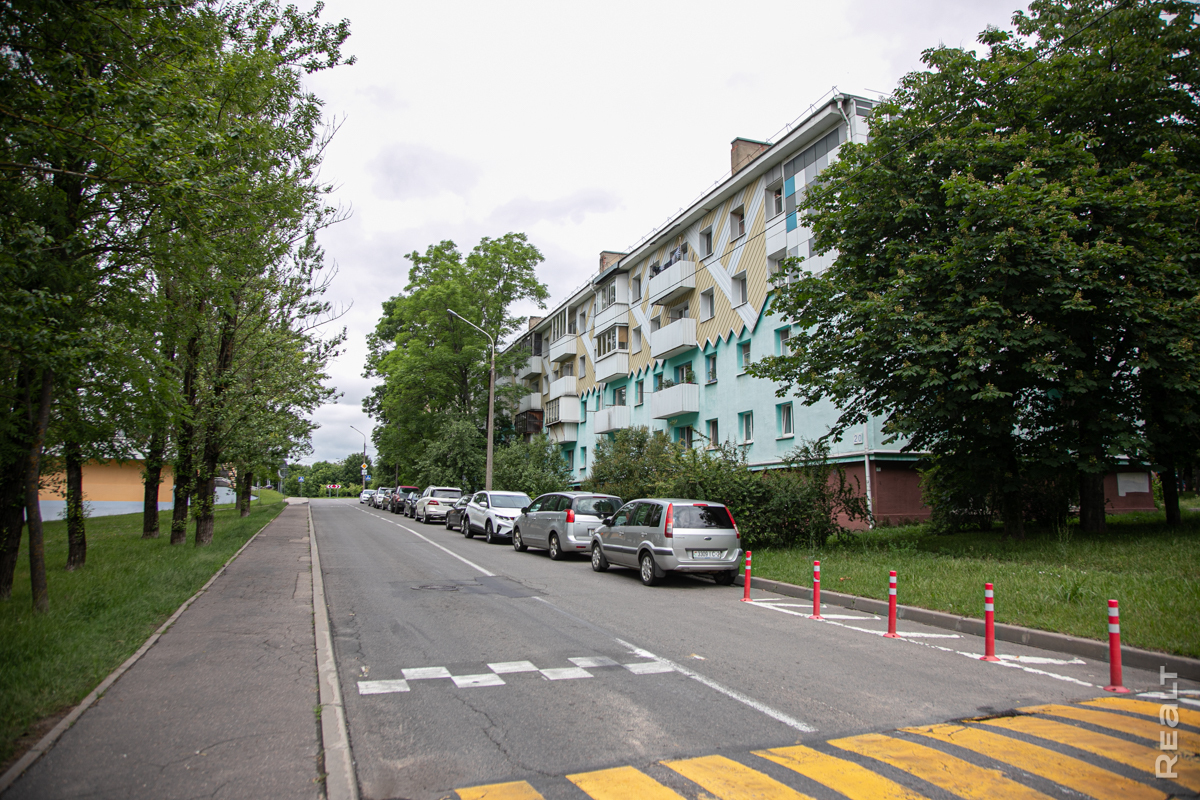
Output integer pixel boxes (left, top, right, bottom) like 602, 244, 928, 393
462, 491, 532, 543
403, 491, 420, 517
590, 499, 742, 586
512, 492, 622, 560
414, 486, 463, 524
444, 496, 471, 532
359, 489, 375, 504
390, 485, 420, 513
372, 488, 392, 509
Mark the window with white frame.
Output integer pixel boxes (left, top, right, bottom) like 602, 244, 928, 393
730, 206, 745, 238
653, 373, 663, 391
578, 355, 586, 377
613, 386, 627, 406
556, 361, 574, 378
632, 277, 642, 301
669, 302, 689, 322
636, 380, 644, 405
674, 363, 694, 384
596, 325, 628, 358
738, 341, 751, 371
650, 315, 662, 332
778, 327, 791, 356
707, 418, 719, 447
564, 448, 574, 470
706, 353, 717, 383
768, 185, 783, 217
701, 227, 713, 257
550, 310, 569, 342
631, 326, 642, 353
739, 411, 754, 443
779, 403, 794, 437
733, 272, 748, 306
701, 289, 715, 321
546, 398, 561, 424
597, 281, 618, 310
676, 426, 694, 448
579, 446, 587, 472
576, 309, 587, 332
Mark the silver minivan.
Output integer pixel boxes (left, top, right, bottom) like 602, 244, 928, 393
590, 499, 742, 586
512, 492, 622, 560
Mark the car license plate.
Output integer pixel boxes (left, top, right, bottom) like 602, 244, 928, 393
692, 550, 724, 559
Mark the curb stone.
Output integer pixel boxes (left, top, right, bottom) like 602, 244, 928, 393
738, 574, 1200, 681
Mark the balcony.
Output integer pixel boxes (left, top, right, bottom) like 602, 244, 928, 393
593, 301, 629, 332
651, 317, 698, 360
517, 355, 543, 380
549, 335, 577, 362
548, 376, 577, 400
648, 260, 696, 307
515, 409, 543, 435
593, 351, 629, 383
517, 392, 541, 414
651, 382, 700, 420
547, 423, 578, 444
594, 405, 630, 434
545, 396, 583, 425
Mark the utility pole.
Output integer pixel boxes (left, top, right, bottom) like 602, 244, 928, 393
350, 425, 367, 495
448, 310, 496, 490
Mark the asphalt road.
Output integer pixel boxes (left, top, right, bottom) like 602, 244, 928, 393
311, 499, 1196, 800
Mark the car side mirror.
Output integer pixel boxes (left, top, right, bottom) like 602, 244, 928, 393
603, 517, 614, 527
521, 506, 529, 514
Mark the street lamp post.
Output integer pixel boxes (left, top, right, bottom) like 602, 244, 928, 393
448, 309, 496, 491
350, 425, 367, 496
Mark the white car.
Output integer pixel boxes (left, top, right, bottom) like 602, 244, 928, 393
413, 486, 463, 524
462, 491, 532, 544
359, 489, 375, 504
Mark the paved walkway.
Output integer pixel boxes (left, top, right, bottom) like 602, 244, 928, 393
3, 503, 321, 800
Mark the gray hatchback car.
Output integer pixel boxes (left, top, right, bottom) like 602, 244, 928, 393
590, 499, 742, 586
512, 492, 622, 560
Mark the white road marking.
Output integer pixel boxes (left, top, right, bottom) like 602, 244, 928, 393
614, 638, 816, 733
623, 661, 675, 675
403, 666, 452, 680
358, 508, 495, 577
357, 680, 409, 695
489, 660, 539, 674
570, 656, 619, 668
541, 667, 592, 680
997, 654, 1086, 666
452, 673, 506, 688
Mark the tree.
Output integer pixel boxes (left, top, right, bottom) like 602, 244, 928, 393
415, 417, 487, 491
492, 435, 573, 498
752, 0, 1200, 535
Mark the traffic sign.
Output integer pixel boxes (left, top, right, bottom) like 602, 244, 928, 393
361, 463, 368, 470
325, 484, 342, 489
298, 476, 305, 483
365, 475, 372, 481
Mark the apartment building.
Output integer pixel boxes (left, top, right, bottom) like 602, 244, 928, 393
505, 93, 1154, 523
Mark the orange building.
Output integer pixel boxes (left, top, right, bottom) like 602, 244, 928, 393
39, 460, 175, 519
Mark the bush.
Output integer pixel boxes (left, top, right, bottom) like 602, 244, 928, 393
493, 434, 573, 497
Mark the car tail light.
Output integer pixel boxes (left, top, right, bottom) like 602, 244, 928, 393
566, 508, 575, 523
428, 499, 439, 506
664, 503, 673, 538
727, 508, 741, 539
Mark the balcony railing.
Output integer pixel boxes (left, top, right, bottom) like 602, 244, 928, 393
548, 376, 577, 400
544, 396, 582, 425
650, 317, 698, 360
549, 335, 577, 362
593, 301, 629, 332
517, 355, 543, 380
648, 260, 696, 307
518, 392, 541, 414
651, 382, 700, 420
594, 405, 630, 433
593, 351, 629, 383
547, 422, 578, 443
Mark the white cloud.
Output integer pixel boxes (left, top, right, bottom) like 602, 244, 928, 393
368, 143, 481, 201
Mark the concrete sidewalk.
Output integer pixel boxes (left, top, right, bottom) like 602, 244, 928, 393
3, 503, 323, 800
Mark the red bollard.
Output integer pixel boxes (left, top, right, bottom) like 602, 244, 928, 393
981, 582, 1000, 661
809, 560, 823, 619
1104, 599, 1131, 693
884, 570, 900, 638
741, 551, 753, 602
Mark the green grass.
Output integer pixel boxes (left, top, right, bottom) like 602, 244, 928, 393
0, 497, 286, 767
752, 510, 1200, 659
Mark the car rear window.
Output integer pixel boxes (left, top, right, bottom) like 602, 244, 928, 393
432, 489, 461, 499
574, 496, 619, 517
674, 504, 734, 529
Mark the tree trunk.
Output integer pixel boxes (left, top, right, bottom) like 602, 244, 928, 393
171, 327, 202, 545
65, 441, 86, 571
24, 368, 53, 613
238, 469, 253, 517
1161, 461, 1181, 526
193, 474, 216, 546
142, 430, 165, 538
1077, 472, 1107, 533
0, 469, 24, 600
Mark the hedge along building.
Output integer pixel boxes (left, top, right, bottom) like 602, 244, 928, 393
504, 92, 1155, 524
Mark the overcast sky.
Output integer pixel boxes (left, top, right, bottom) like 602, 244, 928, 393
299, 0, 1028, 467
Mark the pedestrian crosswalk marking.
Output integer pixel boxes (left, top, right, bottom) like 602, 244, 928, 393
357, 655, 676, 695
1086, 695, 1200, 728
828, 732, 1054, 800
455, 780, 542, 799
978, 713, 1200, 793
754, 745, 927, 800
1020, 702, 1200, 755
664, 754, 818, 799
905, 722, 1166, 800
566, 766, 685, 799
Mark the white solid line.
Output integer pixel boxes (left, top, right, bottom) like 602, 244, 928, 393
997, 654, 1086, 666
624, 661, 676, 675
614, 638, 816, 733
359, 508, 494, 577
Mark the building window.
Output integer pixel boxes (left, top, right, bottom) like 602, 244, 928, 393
653, 373, 663, 391
778, 328, 791, 356
706, 354, 717, 383
739, 411, 754, 443
701, 227, 713, 257
596, 325, 628, 358
565, 449, 574, 470
676, 426, 694, 448
701, 289, 715, 321
557, 361, 574, 378
650, 315, 661, 332
674, 363, 694, 384
730, 206, 745, 238
769, 186, 783, 217
550, 310, 569, 342
707, 418, 719, 447
669, 302, 689, 322
546, 398, 561, 425
613, 386, 627, 406
578, 355, 586, 377
739, 341, 751, 371
597, 281, 618, 311
632, 277, 642, 301
636, 380, 644, 405
733, 272, 748, 306
577, 310, 587, 333
632, 326, 642, 353
779, 403, 794, 437
580, 446, 587, 471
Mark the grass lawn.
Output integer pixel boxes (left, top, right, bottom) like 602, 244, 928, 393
0, 494, 287, 768
752, 505, 1200, 659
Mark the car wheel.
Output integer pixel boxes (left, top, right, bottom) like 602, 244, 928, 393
484, 520, 496, 544
445, 515, 453, 530
463, 516, 473, 538
640, 552, 660, 586
591, 543, 609, 572
548, 534, 564, 561
418, 508, 426, 524
512, 528, 527, 552
714, 569, 736, 586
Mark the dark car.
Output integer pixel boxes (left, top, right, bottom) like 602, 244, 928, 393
444, 496, 471, 532
403, 491, 420, 517
390, 485, 419, 514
